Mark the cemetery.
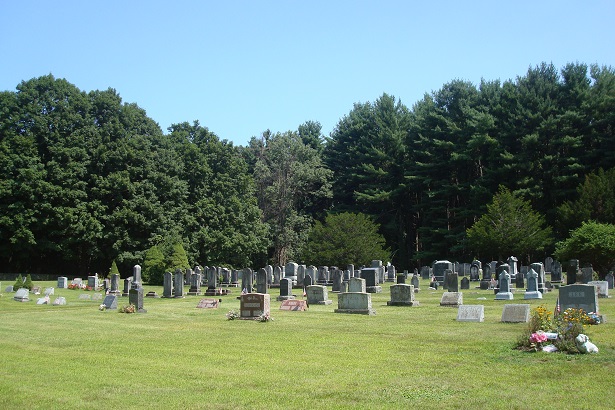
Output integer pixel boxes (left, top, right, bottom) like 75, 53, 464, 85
0, 260, 614, 409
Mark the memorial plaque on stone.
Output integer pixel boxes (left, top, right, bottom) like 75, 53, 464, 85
129, 288, 146, 313
348, 277, 366, 293
36, 296, 50, 305
240, 293, 270, 318
92, 293, 103, 301
13, 288, 29, 302
567, 259, 579, 285
387, 284, 418, 306
501, 304, 530, 322
196, 298, 220, 309
306, 285, 332, 305
103, 295, 118, 309
78, 294, 91, 300
57, 277, 68, 288
279, 299, 308, 311
53, 297, 67, 305
457, 305, 485, 322
588, 281, 609, 298
559, 284, 599, 313
440, 292, 463, 307
335, 292, 375, 315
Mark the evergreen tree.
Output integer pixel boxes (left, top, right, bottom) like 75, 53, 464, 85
142, 245, 166, 285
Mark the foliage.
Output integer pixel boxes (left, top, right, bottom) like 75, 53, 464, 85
118, 304, 136, 313
109, 260, 120, 277
466, 186, 553, 262
22, 274, 33, 291
518, 304, 595, 353
302, 212, 390, 266
254, 312, 273, 322
142, 245, 167, 285
225, 310, 239, 320
167, 243, 190, 273
245, 129, 332, 265
12, 275, 24, 290
556, 167, 615, 236
553, 221, 615, 279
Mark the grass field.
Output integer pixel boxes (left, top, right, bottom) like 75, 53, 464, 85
1, 278, 614, 410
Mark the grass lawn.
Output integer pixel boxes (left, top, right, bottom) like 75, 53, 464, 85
1, 278, 613, 410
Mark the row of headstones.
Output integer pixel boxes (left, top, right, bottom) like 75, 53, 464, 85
239, 277, 420, 318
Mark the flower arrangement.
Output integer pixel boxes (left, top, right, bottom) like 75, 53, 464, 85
99, 304, 106, 311
517, 305, 598, 353
67, 283, 93, 291
226, 310, 240, 320
119, 304, 136, 313
255, 312, 273, 322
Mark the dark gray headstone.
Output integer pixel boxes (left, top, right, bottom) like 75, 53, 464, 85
460, 277, 470, 290
103, 295, 118, 309
256, 268, 268, 294
445, 270, 458, 292
580, 266, 593, 284
279, 278, 293, 297
567, 259, 579, 285
360, 268, 378, 287
128, 288, 146, 313
163, 271, 173, 298
559, 284, 598, 313
606, 272, 614, 289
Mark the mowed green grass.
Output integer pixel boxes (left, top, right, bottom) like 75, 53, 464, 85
1, 279, 614, 410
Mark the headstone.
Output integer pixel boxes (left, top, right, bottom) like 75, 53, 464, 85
273, 266, 282, 285
87, 275, 98, 289
256, 268, 268, 294
515, 270, 525, 288
5, 285, 14, 293
277, 278, 295, 301
433, 260, 453, 282
530, 262, 546, 293
606, 272, 614, 290
36, 296, 50, 305
102, 295, 118, 309
188, 270, 202, 296
457, 305, 485, 322
507, 256, 518, 279
445, 270, 459, 292
57, 277, 68, 288
501, 304, 530, 322
53, 297, 66, 306
411, 274, 420, 291
13, 288, 29, 302
559, 284, 599, 313
524, 269, 543, 299
184, 268, 193, 286
331, 269, 343, 292
145, 291, 158, 298
544, 257, 554, 273
567, 259, 579, 285
31, 286, 41, 295
109, 274, 121, 296
482, 263, 492, 281
132, 265, 142, 289
495, 270, 514, 300
551, 261, 563, 282
79, 294, 91, 300
196, 298, 219, 309
163, 272, 173, 298
335, 292, 375, 315
470, 261, 481, 281
72, 278, 83, 286
363, 268, 383, 293
420, 266, 431, 280
297, 265, 306, 287
207, 267, 218, 290
128, 287, 146, 313
174, 269, 184, 298
317, 266, 329, 285
230, 269, 239, 287
387, 284, 418, 306
279, 299, 308, 311
348, 277, 366, 293
305, 266, 317, 286
303, 274, 313, 290
285, 262, 298, 285
44, 287, 54, 296
580, 266, 593, 284
306, 285, 332, 305
241, 268, 253, 293
588, 281, 609, 298
460, 277, 470, 290
122, 278, 132, 297
240, 293, 270, 318
386, 264, 396, 282
440, 292, 463, 307
346, 265, 355, 279
397, 274, 406, 284
92, 293, 103, 301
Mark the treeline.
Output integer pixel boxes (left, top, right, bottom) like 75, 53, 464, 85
1, 62, 614, 276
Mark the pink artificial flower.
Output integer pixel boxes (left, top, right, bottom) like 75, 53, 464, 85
530, 331, 548, 344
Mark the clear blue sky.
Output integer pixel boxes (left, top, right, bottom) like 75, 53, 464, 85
1, 0, 614, 146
